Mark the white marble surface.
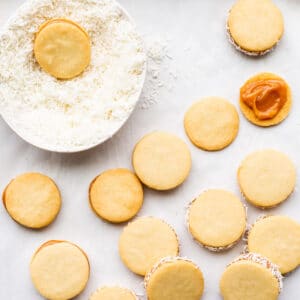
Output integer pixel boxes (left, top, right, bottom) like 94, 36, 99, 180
0, 0, 300, 299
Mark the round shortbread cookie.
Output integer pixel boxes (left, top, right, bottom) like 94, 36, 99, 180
119, 217, 179, 276
145, 257, 204, 300
90, 286, 137, 300
248, 215, 300, 274
238, 149, 296, 208
89, 169, 143, 223
184, 97, 239, 151
3, 173, 61, 229
132, 131, 191, 190
34, 18, 91, 79
239, 73, 292, 127
30, 240, 90, 300
227, 0, 284, 55
187, 190, 246, 251
220, 253, 282, 300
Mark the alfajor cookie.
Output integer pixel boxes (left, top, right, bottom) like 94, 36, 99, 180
89, 169, 143, 223
30, 240, 90, 300
132, 131, 191, 190
240, 73, 291, 127
90, 286, 137, 300
187, 189, 246, 252
34, 18, 91, 79
227, 0, 284, 56
119, 217, 179, 276
247, 215, 300, 274
145, 257, 204, 300
238, 149, 296, 208
220, 253, 282, 300
184, 97, 239, 151
3, 173, 61, 229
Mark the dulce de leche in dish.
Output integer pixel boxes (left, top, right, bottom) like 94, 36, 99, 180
240, 78, 288, 120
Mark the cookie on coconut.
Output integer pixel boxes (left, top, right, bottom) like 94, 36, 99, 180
34, 18, 91, 79
227, 0, 284, 56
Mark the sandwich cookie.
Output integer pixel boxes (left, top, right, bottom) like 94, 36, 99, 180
187, 189, 246, 252
227, 0, 284, 56
90, 286, 137, 300
220, 253, 282, 300
247, 215, 300, 274
238, 149, 296, 208
184, 97, 239, 151
3, 173, 61, 229
34, 18, 91, 79
240, 73, 291, 127
132, 131, 191, 190
145, 257, 204, 300
89, 169, 143, 223
119, 217, 179, 276
30, 240, 90, 300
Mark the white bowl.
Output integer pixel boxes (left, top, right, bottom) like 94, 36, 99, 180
0, 0, 147, 153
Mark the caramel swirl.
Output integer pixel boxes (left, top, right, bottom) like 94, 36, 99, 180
241, 79, 287, 120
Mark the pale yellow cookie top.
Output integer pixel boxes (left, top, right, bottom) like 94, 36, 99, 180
146, 257, 204, 300
239, 73, 292, 127
248, 215, 300, 274
188, 189, 246, 248
30, 240, 90, 300
238, 149, 296, 208
220, 259, 280, 300
228, 0, 284, 53
34, 18, 91, 79
119, 217, 179, 276
184, 97, 239, 151
3, 172, 61, 229
89, 169, 143, 223
90, 286, 137, 300
132, 131, 191, 190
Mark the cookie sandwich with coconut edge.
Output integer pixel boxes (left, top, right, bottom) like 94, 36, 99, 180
187, 189, 247, 252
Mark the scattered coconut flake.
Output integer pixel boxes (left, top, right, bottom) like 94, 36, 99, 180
138, 35, 177, 110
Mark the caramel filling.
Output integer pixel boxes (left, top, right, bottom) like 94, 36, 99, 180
241, 79, 287, 120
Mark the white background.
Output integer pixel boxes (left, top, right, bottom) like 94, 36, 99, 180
0, 0, 300, 299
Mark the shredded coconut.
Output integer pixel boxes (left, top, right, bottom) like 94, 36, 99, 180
0, 0, 146, 152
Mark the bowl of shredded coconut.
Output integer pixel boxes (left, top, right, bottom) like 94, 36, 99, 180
0, 0, 146, 152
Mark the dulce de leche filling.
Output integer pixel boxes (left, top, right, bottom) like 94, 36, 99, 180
241, 78, 288, 120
